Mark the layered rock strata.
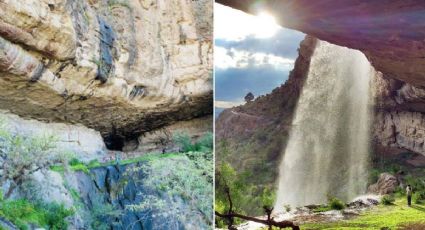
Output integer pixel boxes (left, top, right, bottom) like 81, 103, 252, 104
0, 0, 213, 146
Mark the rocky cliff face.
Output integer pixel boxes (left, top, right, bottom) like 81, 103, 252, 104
0, 0, 213, 146
73, 158, 212, 230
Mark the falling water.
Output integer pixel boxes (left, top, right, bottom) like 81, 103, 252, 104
275, 40, 375, 211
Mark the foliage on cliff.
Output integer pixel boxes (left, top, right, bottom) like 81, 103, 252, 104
0, 193, 74, 230
0, 120, 71, 199
125, 150, 213, 228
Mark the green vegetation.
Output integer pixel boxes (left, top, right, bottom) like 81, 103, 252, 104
50, 152, 182, 174
108, 0, 131, 9
303, 198, 425, 230
50, 131, 214, 174
381, 195, 395, 205
311, 197, 345, 213
0, 119, 71, 199
125, 151, 213, 227
0, 119, 213, 229
215, 162, 277, 228
216, 136, 281, 217
0, 196, 73, 230
174, 131, 213, 152
329, 197, 345, 210
87, 196, 121, 230
215, 126, 286, 217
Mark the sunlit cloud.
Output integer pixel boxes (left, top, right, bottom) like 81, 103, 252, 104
215, 47, 295, 70
215, 100, 244, 109
215, 3, 281, 41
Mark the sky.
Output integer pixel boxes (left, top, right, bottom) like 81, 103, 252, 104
214, 3, 305, 117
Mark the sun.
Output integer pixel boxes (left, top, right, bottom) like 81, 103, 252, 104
215, 4, 280, 41
252, 12, 280, 38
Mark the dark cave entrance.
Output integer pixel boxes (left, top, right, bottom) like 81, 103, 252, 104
103, 134, 125, 151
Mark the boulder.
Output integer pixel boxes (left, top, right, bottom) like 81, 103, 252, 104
368, 173, 399, 195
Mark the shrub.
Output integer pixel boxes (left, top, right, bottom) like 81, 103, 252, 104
0, 199, 73, 230
69, 158, 83, 166
173, 132, 194, 152
413, 193, 423, 204
381, 195, 395, 205
0, 121, 70, 199
260, 187, 275, 209
38, 202, 74, 230
125, 152, 213, 227
329, 197, 345, 210
173, 132, 213, 152
88, 196, 121, 230
196, 132, 213, 151
413, 191, 425, 204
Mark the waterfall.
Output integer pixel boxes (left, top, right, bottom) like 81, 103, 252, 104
274, 40, 375, 211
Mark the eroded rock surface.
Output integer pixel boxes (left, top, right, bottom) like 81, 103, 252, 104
0, 0, 213, 142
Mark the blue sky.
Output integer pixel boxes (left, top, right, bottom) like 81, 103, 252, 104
214, 3, 305, 115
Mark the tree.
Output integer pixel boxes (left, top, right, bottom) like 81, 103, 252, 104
244, 92, 255, 102
215, 163, 299, 230
0, 121, 69, 199
154, 128, 172, 154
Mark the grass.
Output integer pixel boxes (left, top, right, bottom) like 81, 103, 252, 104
303, 198, 425, 230
50, 152, 182, 174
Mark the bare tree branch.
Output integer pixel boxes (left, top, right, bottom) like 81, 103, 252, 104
215, 211, 300, 230
216, 182, 300, 230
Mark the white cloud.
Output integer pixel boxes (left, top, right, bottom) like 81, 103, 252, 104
215, 100, 244, 109
215, 3, 281, 41
215, 47, 295, 70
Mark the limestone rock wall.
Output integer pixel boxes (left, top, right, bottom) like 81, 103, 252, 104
371, 71, 425, 157
373, 111, 425, 156
0, 0, 213, 142
0, 110, 106, 161
126, 115, 213, 153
